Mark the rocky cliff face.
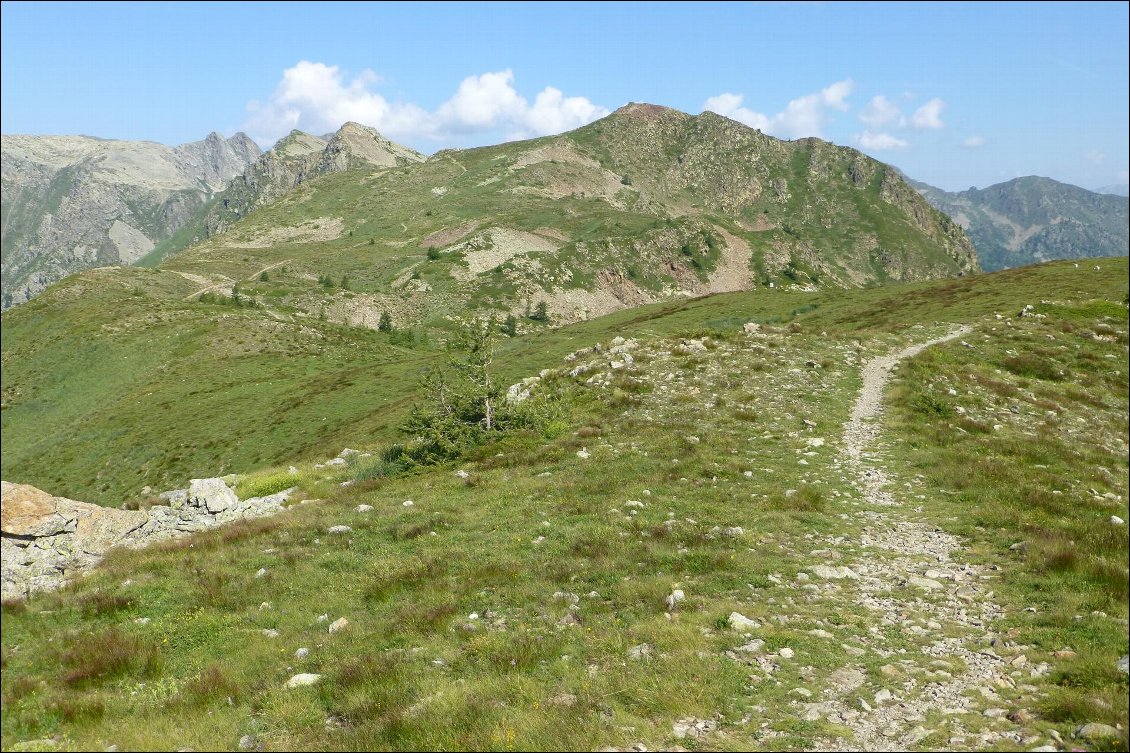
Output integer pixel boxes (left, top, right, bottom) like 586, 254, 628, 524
1, 132, 261, 308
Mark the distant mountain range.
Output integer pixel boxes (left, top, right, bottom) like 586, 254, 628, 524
908, 176, 1128, 271
1, 133, 261, 308
3, 111, 1125, 311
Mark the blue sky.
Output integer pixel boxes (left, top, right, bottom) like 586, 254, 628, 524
2, 1, 1127, 192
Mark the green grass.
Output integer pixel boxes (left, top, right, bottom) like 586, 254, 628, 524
3, 259, 1127, 751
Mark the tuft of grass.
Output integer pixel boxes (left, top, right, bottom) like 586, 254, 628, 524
76, 591, 134, 617
1002, 353, 1064, 381
769, 485, 824, 512
60, 629, 162, 687
181, 664, 243, 706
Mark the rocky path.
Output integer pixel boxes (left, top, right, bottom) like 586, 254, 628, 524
804, 326, 1048, 751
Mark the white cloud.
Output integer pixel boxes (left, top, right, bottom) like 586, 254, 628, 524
1083, 149, 1106, 165
911, 98, 945, 129
242, 62, 609, 148
244, 61, 396, 143
961, 135, 987, 149
703, 80, 854, 140
859, 95, 905, 128
434, 70, 528, 131
855, 130, 909, 150
522, 87, 609, 140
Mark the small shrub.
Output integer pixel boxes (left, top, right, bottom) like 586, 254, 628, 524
528, 301, 549, 322
911, 392, 953, 418
427, 247, 441, 261
259, 271, 269, 282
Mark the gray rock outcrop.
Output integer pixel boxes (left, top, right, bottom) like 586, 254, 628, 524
1, 478, 292, 599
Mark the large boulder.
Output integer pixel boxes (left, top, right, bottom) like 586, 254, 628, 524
1, 481, 77, 537
187, 478, 239, 513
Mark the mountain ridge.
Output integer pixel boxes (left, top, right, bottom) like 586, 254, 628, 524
908, 174, 1129, 271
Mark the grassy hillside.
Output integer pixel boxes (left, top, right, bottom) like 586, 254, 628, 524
2, 260, 1125, 506
2, 258, 1126, 751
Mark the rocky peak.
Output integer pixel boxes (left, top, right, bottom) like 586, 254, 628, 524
321, 121, 425, 170
271, 130, 328, 159
610, 102, 689, 121
225, 132, 262, 163
174, 131, 264, 191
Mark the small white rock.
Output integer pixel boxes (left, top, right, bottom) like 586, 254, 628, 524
285, 673, 322, 689
729, 612, 761, 631
328, 617, 349, 634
